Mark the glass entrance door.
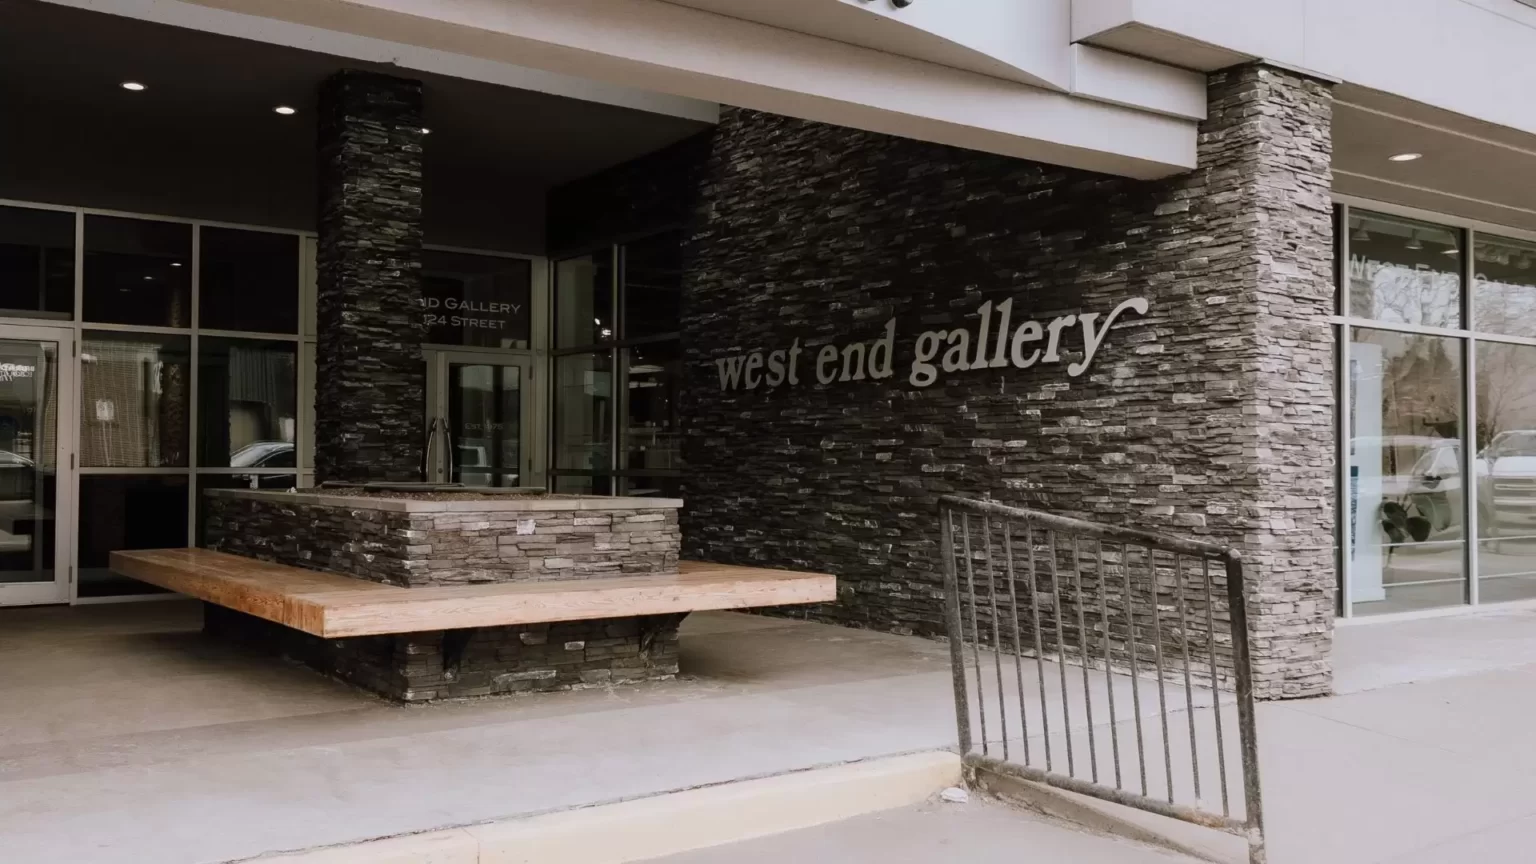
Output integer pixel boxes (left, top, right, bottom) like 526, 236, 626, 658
426, 352, 536, 488
0, 326, 74, 606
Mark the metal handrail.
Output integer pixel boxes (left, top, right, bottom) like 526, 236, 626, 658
940, 496, 1266, 864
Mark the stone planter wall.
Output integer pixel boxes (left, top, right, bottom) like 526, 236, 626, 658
203, 489, 681, 587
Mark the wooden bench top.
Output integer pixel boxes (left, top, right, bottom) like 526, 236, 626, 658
109, 548, 837, 638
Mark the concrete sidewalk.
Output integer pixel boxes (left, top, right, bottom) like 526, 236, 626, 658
6, 601, 1536, 863
651, 797, 1197, 864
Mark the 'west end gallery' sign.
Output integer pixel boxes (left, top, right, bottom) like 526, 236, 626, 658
713, 298, 1149, 391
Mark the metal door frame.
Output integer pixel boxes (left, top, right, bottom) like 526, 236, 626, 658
424, 349, 542, 486
0, 323, 76, 607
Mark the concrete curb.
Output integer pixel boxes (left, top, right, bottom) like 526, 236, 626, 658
972, 765, 1246, 864
248, 750, 961, 864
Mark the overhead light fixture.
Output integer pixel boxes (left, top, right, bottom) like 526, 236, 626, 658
1388, 152, 1423, 162
421, 127, 432, 135
171, 262, 182, 268
274, 105, 296, 116
120, 81, 146, 91
1520, 255, 1532, 271
1405, 231, 1423, 251
1351, 224, 1371, 243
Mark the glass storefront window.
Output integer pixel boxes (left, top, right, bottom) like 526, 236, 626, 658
1475, 341, 1536, 603
555, 252, 614, 349
197, 337, 297, 468
623, 230, 682, 340
83, 216, 192, 327
1346, 210, 1462, 328
0, 205, 74, 318
77, 474, 188, 597
624, 340, 679, 475
80, 332, 191, 468
199, 227, 299, 334
1473, 235, 1536, 339
422, 251, 532, 349
555, 352, 613, 475
1347, 327, 1465, 615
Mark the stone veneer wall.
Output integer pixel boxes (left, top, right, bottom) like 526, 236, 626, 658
662, 65, 1336, 699
203, 493, 681, 586
315, 70, 427, 483
205, 604, 684, 701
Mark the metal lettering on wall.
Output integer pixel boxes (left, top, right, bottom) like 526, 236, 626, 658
713, 298, 1149, 391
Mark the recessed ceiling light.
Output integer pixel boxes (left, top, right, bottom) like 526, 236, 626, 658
421, 127, 432, 135
171, 262, 182, 268
274, 105, 296, 116
121, 81, 146, 91
1388, 152, 1423, 162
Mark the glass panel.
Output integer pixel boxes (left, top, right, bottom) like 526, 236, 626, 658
421, 251, 532, 348
83, 216, 191, 327
1345, 210, 1461, 328
1347, 328, 1465, 615
0, 205, 74, 317
624, 341, 680, 475
80, 332, 191, 467
447, 362, 522, 488
197, 337, 297, 467
199, 227, 299, 334
620, 476, 680, 498
0, 340, 57, 585
1473, 234, 1536, 338
196, 473, 298, 546
554, 474, 611, 496
1475, 341, 1536, 603
555, 252, 614, 348
77, 474, 187, 597
554, 352, 613, 475
622, 231, 682, 340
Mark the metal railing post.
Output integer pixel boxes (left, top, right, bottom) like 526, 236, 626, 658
940, 506, 973, 757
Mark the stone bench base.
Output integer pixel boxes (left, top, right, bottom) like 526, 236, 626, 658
204, 604, 685, 701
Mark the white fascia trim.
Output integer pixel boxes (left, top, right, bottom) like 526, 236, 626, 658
38, 0, 721, 123
170, 0, 1197, 178
1070, 44, 1207, 121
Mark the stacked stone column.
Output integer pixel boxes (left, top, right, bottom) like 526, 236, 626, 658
662, 62, 1337, 701
315, 70, 426, 483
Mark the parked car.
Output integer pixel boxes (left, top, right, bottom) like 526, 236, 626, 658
1396, 431, 1536, 544
229, 441, 297, 489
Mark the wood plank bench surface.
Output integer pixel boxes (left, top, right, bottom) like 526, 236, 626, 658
109, 548, 836, 638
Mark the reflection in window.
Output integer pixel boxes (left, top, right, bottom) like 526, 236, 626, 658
555, 252, 614, 348
199, 227, 299, 334
1474, 235, 1536, 339
448, 362, 522, 487
1346, 211, 1461, 328
625, 341, 679, 474
80, 333, 190, 468
1348, 328, 1464, 615
197, 338, 296, 468
0, 205, 74, 317
623, 230, 682, 340
83, 216, 191, 327
1476, 341, 1536, 603
554, 352, 612, 473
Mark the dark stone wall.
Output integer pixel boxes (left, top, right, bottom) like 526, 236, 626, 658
676, 66, 1336, 699
205, 604, 684, 702
203, 493, 682, 586
315, 70, 427, 483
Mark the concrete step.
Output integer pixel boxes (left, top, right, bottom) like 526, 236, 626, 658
235, 750, 961, 864
641, 795, 1201, 864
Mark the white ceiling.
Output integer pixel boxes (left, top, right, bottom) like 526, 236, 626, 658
1334, 83, 1536, 235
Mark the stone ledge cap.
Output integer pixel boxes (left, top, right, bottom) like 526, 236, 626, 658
205, 488, 683, 513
